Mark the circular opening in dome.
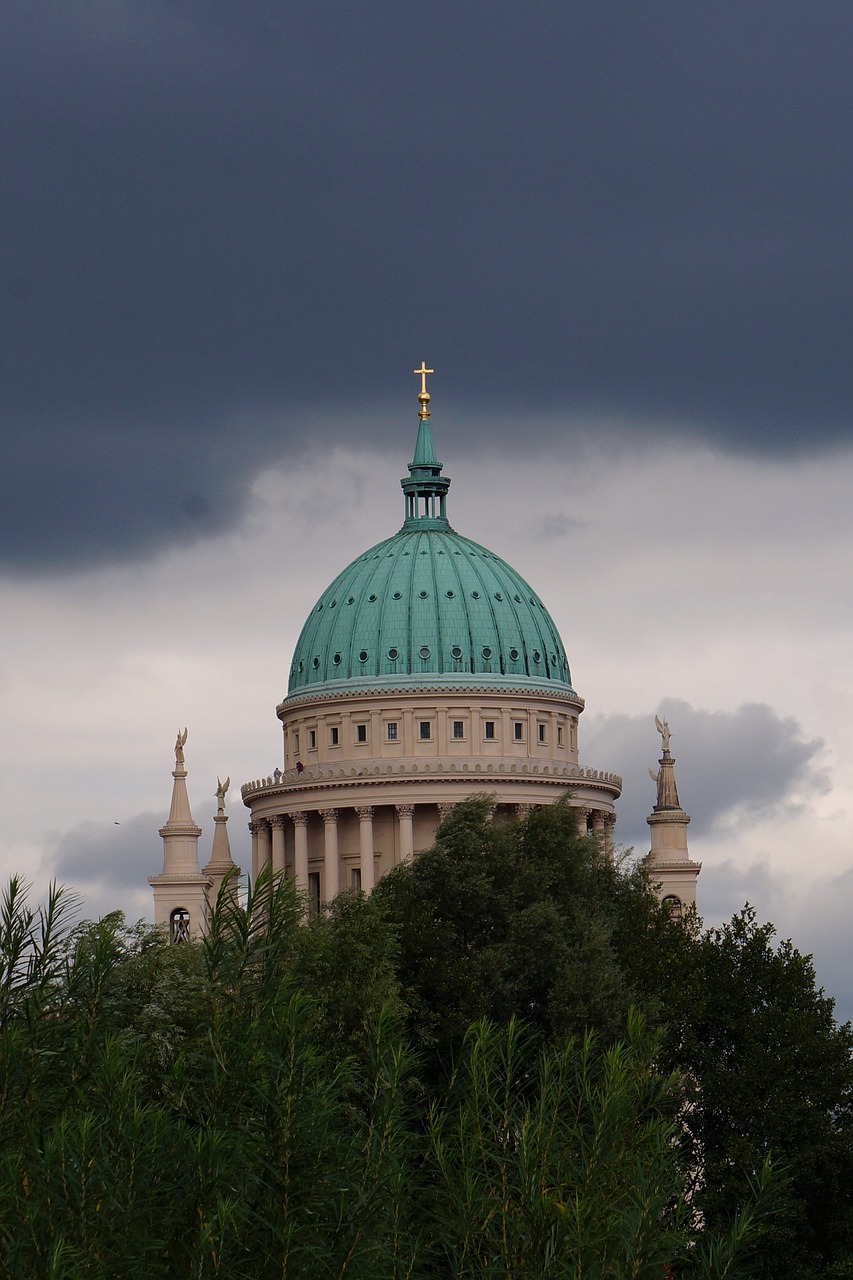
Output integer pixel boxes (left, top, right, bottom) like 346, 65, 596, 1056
368, 593, 377, 602
388, 647, 398, 660
359, 650, 369, 663
533, 650, 541, 663
330, 599, 336, 608
316, 603, 323, 612
509, 647, 519, 661
530, 598, 537, 606
482, 647, 492, 659
446, 590, 455, 598
514, 594, 522, 603
298, 660, 304, 672
347, 596, 355, 604
551, 653, 557, 664
471, 591, 480, 599
494, 592, 503, 601
419, 646, 430, 659
393, 591, 402, 600
451, 645, 462, 659
419, 590, 428, 599
312, 657, 320, 669
333, 652, 342, 665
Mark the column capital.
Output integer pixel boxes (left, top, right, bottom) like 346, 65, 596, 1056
248, 818, 268, 835
322, 808, 339, 824
291, 811, 309, 828
395, 804, 415, 818
356, 806, 374, 820
270, 814, 286, 830
437, 802, 455, 818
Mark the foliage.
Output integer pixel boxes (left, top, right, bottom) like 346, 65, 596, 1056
0, 869, 770, 1279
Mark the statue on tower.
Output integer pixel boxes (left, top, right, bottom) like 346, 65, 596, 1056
215, 775, 230, 813
654, 715, 671, 752
174, 727, 188, 766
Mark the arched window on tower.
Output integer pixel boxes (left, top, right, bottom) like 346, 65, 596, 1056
662, 895, 683, 922
170, 907, 191, 944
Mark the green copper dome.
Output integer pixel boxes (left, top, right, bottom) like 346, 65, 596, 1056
286, 416, 575, 699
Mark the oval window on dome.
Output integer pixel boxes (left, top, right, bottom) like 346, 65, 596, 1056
298, 660, 304, 672
347, 596, 355, 604
494, 592, 503, 601
451, 645, 463, 659
316, 603, 323, 612
514, 594, 522, 603
388, 647, 399, 660
312, 657, 320, 668
533, 650, 541, 663
330, 599, 337, 608
446, 590, 455, 598
333, 652, 342, 665
482, 647, 492, 660
419, 646, 430, 659
368, 593, 377, 602
419, 590, 428, 599
471, 591, 480, 599
359, 650, 369, 663
509, 647, 519, 661
551, 653, 557, 664
393, 591, 402, 600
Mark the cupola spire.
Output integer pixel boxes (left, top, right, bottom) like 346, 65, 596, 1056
401, 362, 451, 528
149, 729, 210, 941
642, 716, 700, 916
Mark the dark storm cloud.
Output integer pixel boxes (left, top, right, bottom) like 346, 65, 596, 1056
52, 811, 161, 893
584, 698, 829, 852
2, 1, 852, 568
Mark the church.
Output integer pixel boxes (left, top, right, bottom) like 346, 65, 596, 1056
149, 367, 700, 940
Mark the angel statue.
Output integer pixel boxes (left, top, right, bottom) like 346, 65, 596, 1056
215, 775, 231, 812
174, 727, 188, 765
654, 715, 671, 751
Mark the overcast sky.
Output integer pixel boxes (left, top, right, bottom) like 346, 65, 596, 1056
1, 3, 851, 1018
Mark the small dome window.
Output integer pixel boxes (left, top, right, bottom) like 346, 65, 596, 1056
482, 647, 492, 659
312, 657, 320, 669
509, 648, 519, 661
551, 653, 557, 664
368, 593, 377, 602
451, 645, 463, 659
419, 646, 431, 659
333, 652, 342, 665
359, 650, 369, 663
388, 647, 399, 660
419, 590, 429, 599
494, 592, 503, 601
298, 660, 304, 673
446, 590, 455, 598
471, 591, 480, 599
330, 599, 337, 608
393, 591, 402, 600
532, 650, 541, 663
514, 594, 522, 603
347, 596, 355, 604
316, 603, 323, 612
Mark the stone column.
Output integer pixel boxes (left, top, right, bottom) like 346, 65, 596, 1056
257, 819, 272, 879
437, 802, 455, 822
396, 804, 415, 863
291, 812, 309, 899
270, 815, 286, 876
249, 820, 261, 883
591, 809, 606, 839
604, 812, 616, 862
356, 806, 375, 893
322, 809, 340, 901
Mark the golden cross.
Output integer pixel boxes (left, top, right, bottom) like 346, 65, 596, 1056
413, 362, 435, 395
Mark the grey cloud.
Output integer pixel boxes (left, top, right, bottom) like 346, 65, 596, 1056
52, 812, 163, 894
2, 1, 853, 569
584, 699, 829, 852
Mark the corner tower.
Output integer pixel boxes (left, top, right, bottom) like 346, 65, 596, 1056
241, 368, 622, 905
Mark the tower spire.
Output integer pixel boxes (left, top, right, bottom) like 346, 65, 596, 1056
642, 716, 701, 916
401, 362, 451, 527
149, 729, 210, 941
203, 775, 240, 907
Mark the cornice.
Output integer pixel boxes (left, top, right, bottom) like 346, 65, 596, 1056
278, 678, 585, 715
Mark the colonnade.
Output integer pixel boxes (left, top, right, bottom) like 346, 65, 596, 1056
248, 800, 616, 902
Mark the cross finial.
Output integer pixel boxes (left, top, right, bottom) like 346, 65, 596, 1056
413, 361, 435, 419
